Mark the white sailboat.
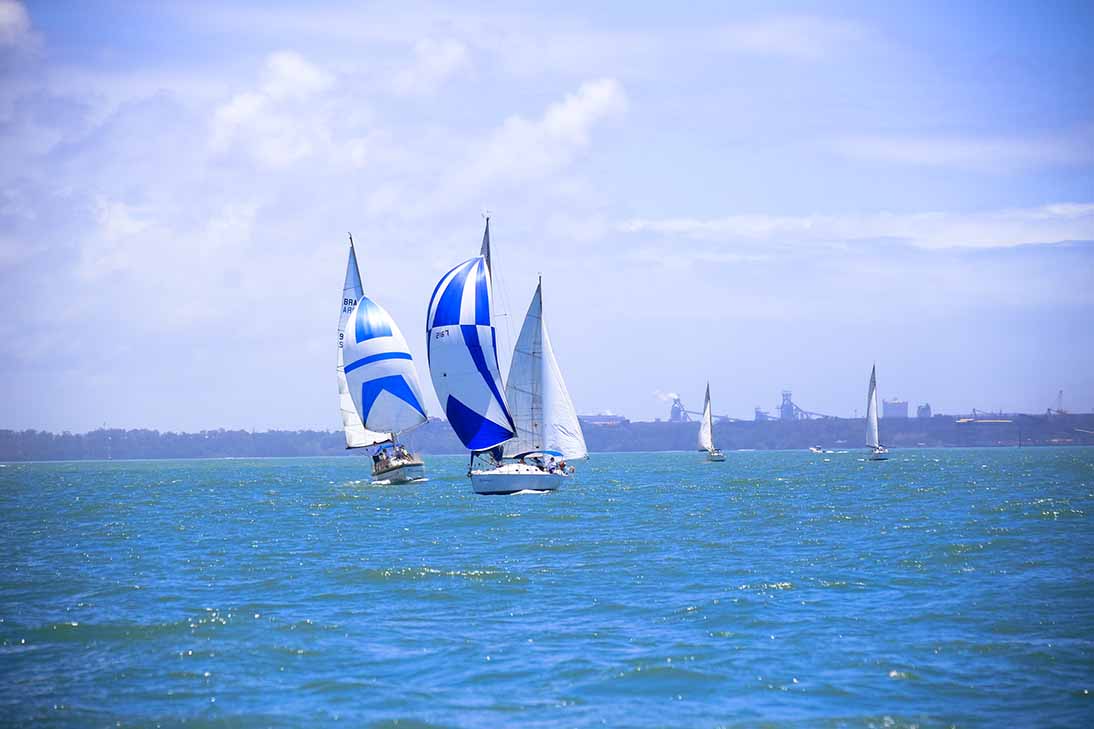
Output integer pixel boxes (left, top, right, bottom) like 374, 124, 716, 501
866, 364, 888, 461
337, 235, 428, 482
472, 276, 588, 493
698, 383, 725, 461
426, 219, 518, 493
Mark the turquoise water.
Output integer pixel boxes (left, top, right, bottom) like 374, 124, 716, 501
1, 449, 1092, 727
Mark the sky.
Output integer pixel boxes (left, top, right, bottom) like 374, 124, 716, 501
1, 0, 1092, 432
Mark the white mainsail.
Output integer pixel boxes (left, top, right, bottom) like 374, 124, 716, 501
426, 220, 515, 452
866, 364, 881, 450
503, 279, 587, 460
337, 240, 389, 448
698, 383, 715, 453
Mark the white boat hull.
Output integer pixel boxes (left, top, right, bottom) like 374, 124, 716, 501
707, 450, 726, 462
470, 462, 567, 494
373, 460, 425, 483
868, 448, 889, 462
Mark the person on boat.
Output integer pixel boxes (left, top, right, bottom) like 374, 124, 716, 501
547, 457, 557, 474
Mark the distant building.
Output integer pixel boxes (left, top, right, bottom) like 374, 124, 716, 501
579, 414, 630, 427
669, 398, 687, 422
779, 391, 796, 420
883, 399, 909, 418
917, 403, 932, 419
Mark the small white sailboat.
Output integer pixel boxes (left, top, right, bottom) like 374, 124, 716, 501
698, 383, 726, 461
866, 364, 888, 461
337, 235, 428, 482
426, 219, 518, 493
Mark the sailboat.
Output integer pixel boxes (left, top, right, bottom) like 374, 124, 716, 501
478, 276, 588, 493
337, 235, 429, 482
427, 220, 584, 494
426, 219, 517, 493
697, 383, 725, 461
865, 364, 888, 461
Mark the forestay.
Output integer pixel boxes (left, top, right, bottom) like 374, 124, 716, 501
337, 243, 389, 448
426, 226, 514, 452
503, 281, 587, 461
698, 383, 715, 453
866, 364, 881, 449
343, 295, 428, 436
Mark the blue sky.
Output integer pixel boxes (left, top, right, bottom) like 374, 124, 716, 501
1, 0, 1092, 431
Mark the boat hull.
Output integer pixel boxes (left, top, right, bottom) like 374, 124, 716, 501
373, 460, 425, 483
707, 451, 726, 462
470, 463, 567, 495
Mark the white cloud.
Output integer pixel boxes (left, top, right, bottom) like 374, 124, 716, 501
833, 130, 1094, 170
620, 203, 1094, 250
462, 78, 627, 190
0, 0, 31, 47
716, 15, 866, 59
210, 51, 335, 167
391, 38, 470, 95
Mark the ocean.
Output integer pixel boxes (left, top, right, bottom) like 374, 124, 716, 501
1, 448, 1091, 727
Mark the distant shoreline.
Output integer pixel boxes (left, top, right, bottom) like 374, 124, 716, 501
3, 416, 1093, 463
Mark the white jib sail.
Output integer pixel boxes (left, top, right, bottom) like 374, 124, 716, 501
337, 241, 389, 448
698, 383, 715, 453
503, 280, 587, 460
866, 364, 880, 449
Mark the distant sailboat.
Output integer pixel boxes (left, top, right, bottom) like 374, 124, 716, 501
337, 235, 428, 482
426, 219, 517, 492
866, 364, 888, 461
697, 383, 725, 462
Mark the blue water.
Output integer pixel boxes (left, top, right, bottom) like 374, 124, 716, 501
1, 449, 1092, 727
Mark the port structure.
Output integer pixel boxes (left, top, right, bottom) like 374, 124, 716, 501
778, 390, 834, 420
668, 395, 736, 423
1047, 389, 1068, 416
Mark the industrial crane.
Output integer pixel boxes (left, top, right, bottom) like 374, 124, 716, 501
669, 396, 738, 423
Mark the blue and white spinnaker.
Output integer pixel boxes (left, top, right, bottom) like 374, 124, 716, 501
343, 294, 428, 437
426, 220, 515, 452
337, 241, 389, 448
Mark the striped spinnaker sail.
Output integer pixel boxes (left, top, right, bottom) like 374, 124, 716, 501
337, 241, 389, 448
343, 294, 428, 436
426, 230, 515, 451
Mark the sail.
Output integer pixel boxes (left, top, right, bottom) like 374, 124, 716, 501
337, 242, 389, 448
698, 383, 714, 452
343, 295, 428, 435
426, 235, 515, 452
503, 281, 587, 460
866, 364, 880, 449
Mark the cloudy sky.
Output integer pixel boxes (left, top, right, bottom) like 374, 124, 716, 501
1, 0, 1092, 432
